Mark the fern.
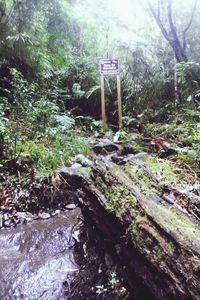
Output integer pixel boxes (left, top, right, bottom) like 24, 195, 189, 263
85, 85, 100, 99
54, 114, 75, 130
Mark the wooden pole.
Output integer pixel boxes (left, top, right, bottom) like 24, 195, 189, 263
174, 59, 180, 107
100, 75, 106, 132
117, 74, 122, 130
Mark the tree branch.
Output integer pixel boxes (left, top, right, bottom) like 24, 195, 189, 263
167, 0, 187, 61
148, 0, 188, 61
147, 1, 171, 43
183, 0, 198, 50
167, 0, 180, 45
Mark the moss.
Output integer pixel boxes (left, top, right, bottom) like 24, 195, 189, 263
155, 247, 162, 263
90, 158, 200, 252
166, 241, 175, 254
79, 167, 92, 179
130, 215, 151, 246
130, 222, 138, 239
190, 256, 200, 272
125, 165, 158, 196
132, 142, 142, 152
91, 163, 137, 217
141, 156, 181, 185
103, 184, 137, 217
147, 203, 200, 248
118, 130, 132, 141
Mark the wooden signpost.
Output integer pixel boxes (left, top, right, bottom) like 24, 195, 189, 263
99, 59, 122, 132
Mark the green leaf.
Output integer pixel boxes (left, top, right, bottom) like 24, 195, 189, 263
85, 85, 100, 99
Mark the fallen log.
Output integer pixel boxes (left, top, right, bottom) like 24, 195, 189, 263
59, 154, 200, 300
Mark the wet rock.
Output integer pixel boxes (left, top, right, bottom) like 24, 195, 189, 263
113, 131, 120, 143
4, 220, 11, 228
66, 204, 77, 210
0, 208, 81, 300
22, 212, 34, 223
52, 209, 61, 217
3, 213, 9, 221
72, 228, 80, 242
17, 212, 27, 220
38, 212, 51, 220
93, 140, 120, 154
16, 212, 35, 223
33, 214, 40, 220
0, 214, 3, 228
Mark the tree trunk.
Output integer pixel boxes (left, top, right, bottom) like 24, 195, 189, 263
148, 0, 197, 63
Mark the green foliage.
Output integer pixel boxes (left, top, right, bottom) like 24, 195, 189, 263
85, 85, 100, 99
0, 0, 199, 179
0, 68, 91, 177
176, 150, 198, 168
54, 114, 75, 131
16, 131, 91, 177
177, 61, 200, 102
72, 83, 85, 99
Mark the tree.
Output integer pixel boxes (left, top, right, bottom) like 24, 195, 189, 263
148, 0, 198, 62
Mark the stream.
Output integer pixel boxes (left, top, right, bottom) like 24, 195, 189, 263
0, 208, 82, 300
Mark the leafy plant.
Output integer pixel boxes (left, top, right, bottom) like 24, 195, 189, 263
177, 61, 200, 102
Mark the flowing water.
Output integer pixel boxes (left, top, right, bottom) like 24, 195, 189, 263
0, 208, 81, 300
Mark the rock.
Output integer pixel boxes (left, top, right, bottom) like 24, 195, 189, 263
26, 216, 34, 223
74, 154, 93, 167
4, 220, 11, 228
55, 209, 61, 215
113, 132, 120, 143
15, 218, 20, 225
58, 166, 80, 176
52, 209, 61, 217
4, 213, 9, 221
33, 214, 40, 220
66, 204, 77, 210
0, 208, 81, 300
72, 229, 80, 242
62, 155, 200, 300
0, 214, 3, 228
93, 140, 120, 154
23, 212, 34, 223
71, 163, 82, 169
17, 212, 27, 220
38, 212, 51, 220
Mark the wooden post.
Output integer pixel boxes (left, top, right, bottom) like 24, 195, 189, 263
117, 74, 122, 129
100, 74, 106, 132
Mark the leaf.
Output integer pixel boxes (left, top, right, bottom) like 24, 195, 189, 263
54, 114, 75, 130
85, 85, 100, 99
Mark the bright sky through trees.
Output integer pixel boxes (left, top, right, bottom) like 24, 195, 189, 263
73, 0, 199, 59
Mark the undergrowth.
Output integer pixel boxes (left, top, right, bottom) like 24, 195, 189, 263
145, 108, 200, 170
0, 68, 92, 178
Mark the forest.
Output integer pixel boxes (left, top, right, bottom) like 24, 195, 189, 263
0, 0, 200, 299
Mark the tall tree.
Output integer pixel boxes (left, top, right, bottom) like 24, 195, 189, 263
148, 0, 198, 62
